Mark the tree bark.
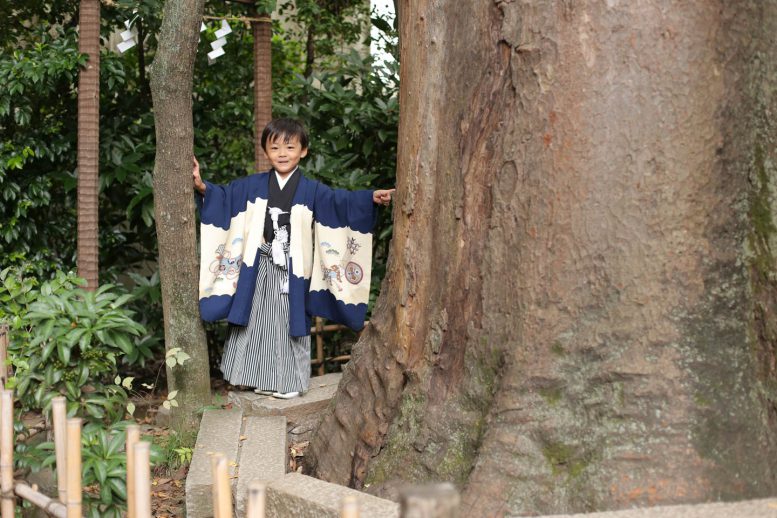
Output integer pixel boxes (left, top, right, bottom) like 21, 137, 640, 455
308, 1, 777, 515
76, 0, 100, 289
304, 25, 315, 78
251, 6, 272, 172
149, 0, 211, 430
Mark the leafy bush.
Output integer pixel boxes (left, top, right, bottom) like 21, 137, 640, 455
0, 268, 144, 421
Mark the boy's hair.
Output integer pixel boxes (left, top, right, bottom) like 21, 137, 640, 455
261, 118, 309, 151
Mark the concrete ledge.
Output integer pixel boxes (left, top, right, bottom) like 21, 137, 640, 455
235, 416, 287, 516
228, 373, 342, 444
228, 372, 341, 421
536, 498, 777, 518
185, 408, 243, 518
266, 473, 399, 518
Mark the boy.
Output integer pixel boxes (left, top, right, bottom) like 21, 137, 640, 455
193, 118, 394, 399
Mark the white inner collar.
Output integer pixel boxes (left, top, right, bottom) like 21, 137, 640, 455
275, 167, 298, 190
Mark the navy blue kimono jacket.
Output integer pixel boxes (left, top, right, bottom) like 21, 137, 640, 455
198, 170, 376, 337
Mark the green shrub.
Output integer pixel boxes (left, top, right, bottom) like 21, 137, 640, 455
0, 268, 143, 422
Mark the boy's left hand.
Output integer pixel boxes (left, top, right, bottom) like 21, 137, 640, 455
373, 189, 396, 206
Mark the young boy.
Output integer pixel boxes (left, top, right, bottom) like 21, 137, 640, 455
193, 118, 394, 399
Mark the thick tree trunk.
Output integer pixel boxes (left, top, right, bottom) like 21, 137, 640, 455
308, 1, 777, 515
76, 0, 100, 289
149, 0, 211, 430
251, 8, 272, 172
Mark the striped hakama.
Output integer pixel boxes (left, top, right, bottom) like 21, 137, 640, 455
220, 243, 311, 393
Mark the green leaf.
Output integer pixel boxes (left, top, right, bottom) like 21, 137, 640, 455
56, 343, 71, 364
126, 401, 135, 416
107, 477, 127, 500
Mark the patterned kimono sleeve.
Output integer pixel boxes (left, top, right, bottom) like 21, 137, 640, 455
198, 179, 250, 321
308, 183, 377, 331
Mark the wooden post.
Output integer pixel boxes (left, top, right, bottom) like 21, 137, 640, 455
65, 417, 82, 518
250, 6, 272, 172
133, 442, 151, 518
315, 317, 325, 376
340, 495, 359, 518
245, 480, 266, 518
51, 396, 68, 504
0, 390, 14, 518
211, 453, 232, 518
126, 424, 140, 518
0, 325, 8, 388
400, 484, 460, 518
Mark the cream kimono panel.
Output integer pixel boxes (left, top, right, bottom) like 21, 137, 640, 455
199, 198, 267, 299
310, 222, 372, 306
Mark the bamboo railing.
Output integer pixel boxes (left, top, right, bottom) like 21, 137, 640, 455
309, 317, 369, 376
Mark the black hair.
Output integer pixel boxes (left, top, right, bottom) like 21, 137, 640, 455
260, 118, 309, 152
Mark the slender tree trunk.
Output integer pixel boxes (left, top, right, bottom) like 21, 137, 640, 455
149, 0, 211, 431
251, 6, 272, 172
308, 1, 777, 515
136, 18, 151, 100
77, 0, 100, 289
304, 25, 315, 78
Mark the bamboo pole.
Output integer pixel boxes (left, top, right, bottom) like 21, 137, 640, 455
126, 424, 140, 518
0, 325, 8, 388
65, 417, 82, 518
311, 354, 352, 366
0, 390, 13, 518
245, 480, 266, 518
315, 317, 325, 376
308, 321, 369, 334
211, 453, 232, 518
133, 442, 151, 518
13, 482, 67, 518
340, 495, 359, 518
51, 396, 68, 504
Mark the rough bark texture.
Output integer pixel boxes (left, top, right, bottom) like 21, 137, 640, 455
149, 0, 212, 430
308, 1, 777, 515
76, 0, 100, 289
252, 9, 272, 172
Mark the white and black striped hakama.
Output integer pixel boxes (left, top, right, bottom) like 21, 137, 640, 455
220, 243, 311, 393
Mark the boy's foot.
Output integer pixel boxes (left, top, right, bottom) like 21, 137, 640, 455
254, 389, 274, 396
271, 391, 300, 399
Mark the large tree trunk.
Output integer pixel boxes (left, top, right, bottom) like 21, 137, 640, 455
308, 1, 777, 515
251, 7, 272, 172
76, 0, 100, 289
149, 0, 211, 430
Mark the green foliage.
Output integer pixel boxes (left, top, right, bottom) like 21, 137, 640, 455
152, 429, 197, 476
276, 49, 399, 308
0, 268, 144, 423
0, 266, 155, 515
0, 24, 83, 272
278, 0, 368, 73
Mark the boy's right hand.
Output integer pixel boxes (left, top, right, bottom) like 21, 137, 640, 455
193, 156, 206, 194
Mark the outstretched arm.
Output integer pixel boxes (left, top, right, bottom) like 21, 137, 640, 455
373, 188, 396, 206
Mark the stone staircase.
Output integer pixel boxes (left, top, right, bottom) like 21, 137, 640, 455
186, 374, 777, 518
185, 373, 399, 518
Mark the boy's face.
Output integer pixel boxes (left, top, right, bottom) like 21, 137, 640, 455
265, 135, 308, 175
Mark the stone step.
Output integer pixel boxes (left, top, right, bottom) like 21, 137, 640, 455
228, 372, 342, 443
185, 408, 243, 518
538, 498, 777, 518
266, 472, 400, 518
234, 415, 287, 516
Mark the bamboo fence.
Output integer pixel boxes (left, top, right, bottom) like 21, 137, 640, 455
309, 317, 369, 376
